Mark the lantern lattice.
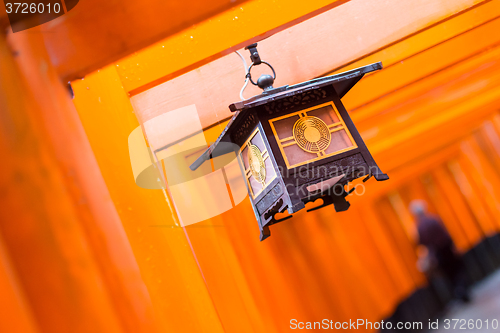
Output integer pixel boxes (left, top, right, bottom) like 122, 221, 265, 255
191, 45, 388, 241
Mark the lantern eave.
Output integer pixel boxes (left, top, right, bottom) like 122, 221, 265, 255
189, 62, 382, 171
229, 62, 382, 112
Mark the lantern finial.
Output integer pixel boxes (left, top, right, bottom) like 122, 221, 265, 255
244, 43, 276, 91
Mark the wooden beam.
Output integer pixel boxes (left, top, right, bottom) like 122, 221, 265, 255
71, 66, 226, 333
0, 236, 39, 333
348, 60, 500, 172
8, 32, 161, 333
358, 205, 416, 299
325, 0, 500, 76
460, 138, 500, 230
0, 33, 125, 333
344, 15, 500, 111
129, 30, 500, 180
355, 45, 500, 163
431, 165, 483, 247
125, 0, 500, 201
372, 198, 426, 286
118, 0, 353, 95
8, 0, 253, 81
362, 144, 460, 200
351, 42, 500, 125
128, 0, 490, 133
447, 159, 499, 234
9, 0, 352, 83
420, 172, 471, 251
66, 0, 500, 325
372, 100, 500, 173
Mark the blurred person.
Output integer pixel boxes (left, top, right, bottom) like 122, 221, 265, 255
409, 200, 470, 303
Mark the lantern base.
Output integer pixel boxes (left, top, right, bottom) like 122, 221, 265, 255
374, 172, 389, 181
260, 226, 271, 241
256, 182, 353, 241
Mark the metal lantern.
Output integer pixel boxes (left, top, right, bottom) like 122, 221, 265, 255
191, 44, 389, 240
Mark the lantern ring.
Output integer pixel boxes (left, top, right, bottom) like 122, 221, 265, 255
246, 61, 276, 86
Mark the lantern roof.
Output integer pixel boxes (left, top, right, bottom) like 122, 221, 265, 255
229, 62, 382, 112
190, 62, 382, 170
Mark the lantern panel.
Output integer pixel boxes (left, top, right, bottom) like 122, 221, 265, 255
307, 105, 340, 124
272, 114, 299, 140
282, 144, 318, 167
324, 129, 355, 155
269, 102, 357, 168
240, 127, 277, 199
241, 146, 249, 169
190, 61, 388, 240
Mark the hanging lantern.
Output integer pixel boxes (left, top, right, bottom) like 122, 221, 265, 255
191, 43, 389, 240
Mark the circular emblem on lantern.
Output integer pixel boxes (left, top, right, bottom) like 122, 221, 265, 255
248, 144, 266, 183
293, 116, 331, 153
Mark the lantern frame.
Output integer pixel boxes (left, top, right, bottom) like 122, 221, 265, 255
191, 61, 389, 240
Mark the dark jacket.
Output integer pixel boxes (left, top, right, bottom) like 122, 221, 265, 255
417, 214, 454, 262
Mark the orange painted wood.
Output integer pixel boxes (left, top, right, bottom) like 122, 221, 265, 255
182, 221, 259, 333
491, 113, 500, 137
358, 205, 416, 301
344, 16, 500, 112
363, 97, 500, 181
365, 144, 461, 202
387, 192, 418, 243
118, 0, 352, 95
0, 236, 39, 333
459, 139, 500, 231
370, 104, 499, 174
398, 181, 437, 217
353, 48, 500, 132
9, 28, 159, 333
127, 1, 500, 158
447, 159, 498, 235
285, 208, 378, 322
326, 0, 500, 76
291, 209, 364, 321
420, 173, 470, 251
268, 218, 351, 322
333, 208, 398, 319
432, 166, 483, 248
20, 0, 252, 81
220, 212, 285, 331
220, 200, 316, 329
71, 66, 226, 333
324, 212, 382, 322
0, 34, 124, 333
476, 122, 500, 177
350, 42, 500, 128
374, 198, 426, 287
364, 74, 500, 159
353, 39, 499, 140
128, 0, 487, 133
62, 1, 500, 331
